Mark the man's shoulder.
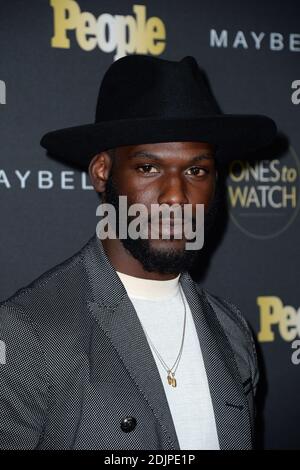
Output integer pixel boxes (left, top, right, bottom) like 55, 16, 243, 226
199, 286, 259, 388
201, 288, 252, 339
199, 286, 257, 362
0, 236, 93, 317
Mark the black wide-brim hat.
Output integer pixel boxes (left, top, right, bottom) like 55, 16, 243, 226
40, 54, 277, 170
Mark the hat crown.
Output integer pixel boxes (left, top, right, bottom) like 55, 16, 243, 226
40, 54, 277, 170
95, 55, 220, 122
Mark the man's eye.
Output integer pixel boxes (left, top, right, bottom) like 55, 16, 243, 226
186, 167, 208, 176
137, 164, 159, 174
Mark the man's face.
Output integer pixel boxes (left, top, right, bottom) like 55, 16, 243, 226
101, 141, 218, 274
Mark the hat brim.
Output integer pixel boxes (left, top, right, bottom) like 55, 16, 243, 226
40, 114, 277, 170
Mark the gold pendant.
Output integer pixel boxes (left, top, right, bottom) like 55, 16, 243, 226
167, 371, 177, 387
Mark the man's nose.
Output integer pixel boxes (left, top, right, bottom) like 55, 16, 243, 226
157, 175, 189, 206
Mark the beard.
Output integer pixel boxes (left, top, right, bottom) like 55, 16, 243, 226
102, 173, 221, 275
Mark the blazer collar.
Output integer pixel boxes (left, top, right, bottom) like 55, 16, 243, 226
82, 234, 252, 450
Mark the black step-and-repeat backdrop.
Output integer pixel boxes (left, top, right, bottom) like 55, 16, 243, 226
1, 0, 299, 449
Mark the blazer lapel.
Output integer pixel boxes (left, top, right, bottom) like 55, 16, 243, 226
83, 235, 180, 450
179, 271, 253, 449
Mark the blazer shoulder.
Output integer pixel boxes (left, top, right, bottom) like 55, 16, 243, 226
0, 236, 92, 315
201, 287, 254, 344
200, 287, 258, 381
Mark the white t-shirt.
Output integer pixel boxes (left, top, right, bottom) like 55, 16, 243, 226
116, 270, 220, 450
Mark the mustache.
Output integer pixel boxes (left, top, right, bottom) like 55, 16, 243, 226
123, 213, 196, 230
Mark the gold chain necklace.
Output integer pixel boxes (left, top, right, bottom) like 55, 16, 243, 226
139, 284, 187, 387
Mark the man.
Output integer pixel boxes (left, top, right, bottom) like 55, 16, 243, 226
0, 55, 277, 450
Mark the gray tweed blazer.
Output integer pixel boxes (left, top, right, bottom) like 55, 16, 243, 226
0, 234, 259, 450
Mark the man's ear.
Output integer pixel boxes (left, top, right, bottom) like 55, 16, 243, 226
88, 152, 112, 193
